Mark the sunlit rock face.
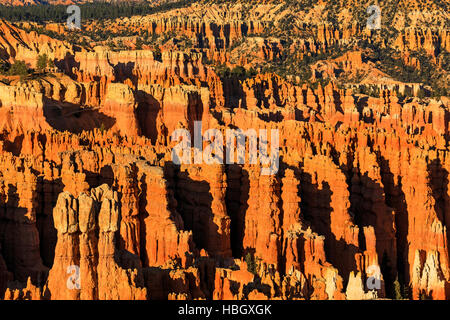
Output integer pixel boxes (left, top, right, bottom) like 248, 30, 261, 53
0, 0, 449, 300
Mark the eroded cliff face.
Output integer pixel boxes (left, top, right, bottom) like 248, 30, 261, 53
0, 4, 449, 300
0, 19, 72, 67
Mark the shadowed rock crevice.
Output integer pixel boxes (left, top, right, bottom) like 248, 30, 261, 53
43, 98, 116, 133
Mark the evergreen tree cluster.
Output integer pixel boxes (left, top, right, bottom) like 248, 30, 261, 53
0, 60, 29, 79
0, 0, 191, 23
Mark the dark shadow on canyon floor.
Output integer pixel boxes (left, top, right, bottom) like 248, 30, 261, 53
43, 97, 115, 133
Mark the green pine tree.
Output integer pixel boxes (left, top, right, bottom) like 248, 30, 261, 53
37, 54, 48, 73
393, 277, 403, 300
9, 60, 28, 78
245, 252, 257, 275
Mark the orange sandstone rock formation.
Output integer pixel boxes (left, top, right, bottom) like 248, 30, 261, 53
0, 10, 448, 301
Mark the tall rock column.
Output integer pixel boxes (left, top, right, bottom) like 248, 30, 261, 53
0, 168, 47, 285
136, 162, 194, 268
47, 185, 147, 300
176, 165, 231, 258
242, 166, 282, 267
